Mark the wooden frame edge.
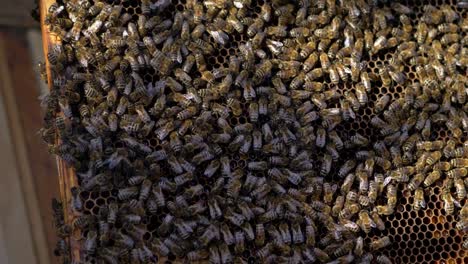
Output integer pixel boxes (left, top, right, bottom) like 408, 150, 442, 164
39, 0, 81, 262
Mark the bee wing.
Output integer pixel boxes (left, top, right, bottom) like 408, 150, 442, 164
208, 30, 229, 45
344, 66, 353, 74
420, 199, 427, 208
383, 176, 393, 187
233, 0, 245, 8
266, 40, 283, 54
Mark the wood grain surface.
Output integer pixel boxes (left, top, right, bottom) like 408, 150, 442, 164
0, 0, 37, 27
0, 35, 41, 264
39, 0, 81, 262
0, 29, 61, 264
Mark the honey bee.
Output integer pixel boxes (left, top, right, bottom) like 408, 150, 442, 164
376, 254, 392, 264
441, 33, 459, 45
369, 211, 384, 231
454, 177, 467, 200
70, 187, 83, 212
371, 35, 387, 55
314, 247, 331, 263
340, 173, 355, 196
207, 245, 223, 264
232, 231, 245, 253
452, 76, 466, 101
413, 188, 426, 211
237, 133, 252, 154
305, 68, 324, 83
349, 60, 361, 83
442, 188, 456, 215
319, 52, 331, 72
357, 171, 369, 195
341, 92, 360, 114
198, 224, 219, 246
350, 133, 369, 147
253, 60, 272, 84
426, 151, 442, 166
320, 154, 332, 176
328, 65, 340, 84
447, 168, 468, 178
40, 1, 468, 261
461, 201, 468, 220
339, 202, 361, 220
118, 186, 139, 201
415, 21, 428, 44
451, 158, 468, 168
370, 236, 391, 251
346, 190, 359, 205
372, 94, 391, 114
208, 27, 230, 45
328, 193, 344, 217
444, 139, 457, 158
355, 83, 368, 106
424, 170, 441, 187
452, 146, 468, 158
432, 161, 451, 171
388, 67, 406, 85
358, 210, 374, 234
375, 205, 394, 216
378, 66, 392, 87
84, 230, 98, 255
324, 182, 337, 205
457, 217, 468, 232
390, 2, 413, 14
300, 43, 317, 63
416, 140, 444, 151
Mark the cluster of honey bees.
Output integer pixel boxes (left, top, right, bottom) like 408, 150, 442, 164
40, 0, 468, 263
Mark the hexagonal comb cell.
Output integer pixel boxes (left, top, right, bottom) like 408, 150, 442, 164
362, 0, 468, 247
365, 185, 467, 264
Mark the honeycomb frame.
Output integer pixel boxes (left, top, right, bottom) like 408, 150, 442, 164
38, 0, 468, 263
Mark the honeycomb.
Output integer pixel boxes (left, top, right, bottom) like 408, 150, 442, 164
41, 0, 468, 263
365, 184, 467, 264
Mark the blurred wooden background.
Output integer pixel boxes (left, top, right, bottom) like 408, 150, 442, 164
0, 0, 37, 27
0, 0, 60, 263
